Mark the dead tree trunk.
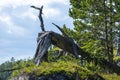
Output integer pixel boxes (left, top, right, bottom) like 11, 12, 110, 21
34, 31, 120, 74
50, 31, 120, 75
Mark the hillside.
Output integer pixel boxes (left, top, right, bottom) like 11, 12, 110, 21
9, 60, 104, 80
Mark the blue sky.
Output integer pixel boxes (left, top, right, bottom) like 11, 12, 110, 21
0, 0, 74, 64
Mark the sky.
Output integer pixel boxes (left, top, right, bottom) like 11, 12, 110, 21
0, 0, 74, 64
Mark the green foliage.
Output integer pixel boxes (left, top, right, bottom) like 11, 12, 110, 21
0, 57, 34, 80
85, 62, 101, 72
10, 60, 101, 79
47, 45, 79, 63
0, 57, 17, 80
67, 0, 120, 70
113, 56, 120, 62
101, 74, 120, 80
47, 46, 60, 61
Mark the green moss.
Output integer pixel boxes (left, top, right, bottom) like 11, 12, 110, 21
10, 60, 101, 79
101, 73, 120, 80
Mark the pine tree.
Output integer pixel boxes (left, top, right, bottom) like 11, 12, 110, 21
68, 0, 120, 63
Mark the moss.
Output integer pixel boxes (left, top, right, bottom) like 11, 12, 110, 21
101, 73, 120, 80
10, 60, 102, 79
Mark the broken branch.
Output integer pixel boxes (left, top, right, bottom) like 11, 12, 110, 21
31, 5, 45, 31
52, 23, 68, 37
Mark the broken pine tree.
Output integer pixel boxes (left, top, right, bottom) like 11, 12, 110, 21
31, 6, 120, 75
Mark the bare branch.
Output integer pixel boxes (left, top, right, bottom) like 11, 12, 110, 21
31, 5, 45, 31
52, 23, 68, 37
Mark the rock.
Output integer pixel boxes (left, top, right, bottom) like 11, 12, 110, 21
10, 72, 104, 80
10, 74, 29, 80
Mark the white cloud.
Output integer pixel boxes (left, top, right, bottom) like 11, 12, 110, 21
11, 6, 61, 21
21, 8, 37, 20
0, 0, 25, 8
0, 14, 11, 25
13, 8, 37, 20
0, 0, 69, 19
0, 0, 71, 39
19, 6, 62, 20
43, 7, 61, 18
0, 14, 28, 36
0, 0, 69, 8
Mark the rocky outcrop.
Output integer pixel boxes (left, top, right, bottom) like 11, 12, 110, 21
10, 72, 104, 80
10, 74, 29, 80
